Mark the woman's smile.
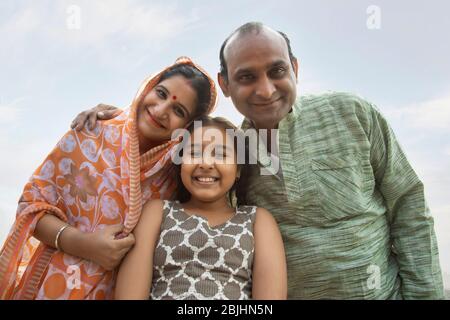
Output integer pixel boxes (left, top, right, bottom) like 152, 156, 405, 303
145, 107, 165, 129
136, 75, 198, 152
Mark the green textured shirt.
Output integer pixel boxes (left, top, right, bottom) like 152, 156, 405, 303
239, 92, 444, 299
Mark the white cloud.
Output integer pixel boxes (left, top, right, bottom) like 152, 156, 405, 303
444, 146, 450, 157
58, 1, 200, 47
0, 1, 201, 71
0, 1, 199, 48
0, 135, 57, 245
385, 92, 450, 131
432, 204, 450, 287
0, 97, 26, 124
0, 6, 41, 35
210, 94, 244, 127
298, 69, 330, 95
0, 96, 58, 244
443, 271, 450, 290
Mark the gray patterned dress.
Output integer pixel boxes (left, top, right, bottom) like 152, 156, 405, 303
150, 200, 256, 300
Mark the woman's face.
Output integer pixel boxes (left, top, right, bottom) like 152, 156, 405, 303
137, 75, 198, 149
181, 125, 238, 203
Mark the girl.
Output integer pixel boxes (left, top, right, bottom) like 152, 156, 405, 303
115, 116, 287, 299
0, 57, 217, 299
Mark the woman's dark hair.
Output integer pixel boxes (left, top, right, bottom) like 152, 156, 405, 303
158, 64, 212, 120
175, 116, 241, 205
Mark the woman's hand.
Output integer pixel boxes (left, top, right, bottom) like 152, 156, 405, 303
70, 103, 121, 131
82, 224, 136, 271
35, 215, 135, 271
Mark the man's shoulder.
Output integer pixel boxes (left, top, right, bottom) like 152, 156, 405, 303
296, 91, 374, 113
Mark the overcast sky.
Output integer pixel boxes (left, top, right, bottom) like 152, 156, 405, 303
1, 0, 449, 287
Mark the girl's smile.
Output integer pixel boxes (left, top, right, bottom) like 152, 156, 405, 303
192, 175, 220, 185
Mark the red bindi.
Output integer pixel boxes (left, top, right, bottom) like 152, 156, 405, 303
172, 95, 177, 100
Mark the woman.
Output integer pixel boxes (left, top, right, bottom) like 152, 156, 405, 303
0, 57, 217, 299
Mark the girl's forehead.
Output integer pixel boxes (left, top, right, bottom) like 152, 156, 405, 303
190, 125, 235, 146
192, 125, 224, 134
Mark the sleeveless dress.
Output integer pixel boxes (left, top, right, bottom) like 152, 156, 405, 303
150, 200, 256, 300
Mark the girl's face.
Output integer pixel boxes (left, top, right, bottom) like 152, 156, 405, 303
137, 75, 197, 149
181, 125, 238, 203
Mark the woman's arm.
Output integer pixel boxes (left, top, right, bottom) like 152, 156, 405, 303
35, 214, 85, 257
34, 214, 135, 271
252, 207, 287, 299
115, 199, 164, 300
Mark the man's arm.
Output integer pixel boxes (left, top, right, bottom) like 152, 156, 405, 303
71, 104, 122, 131
367, 103, 444, 299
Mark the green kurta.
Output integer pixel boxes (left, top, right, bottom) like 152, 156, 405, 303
239, 92, 444, 299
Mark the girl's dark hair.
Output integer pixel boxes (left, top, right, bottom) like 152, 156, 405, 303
158, 64, 212, 120
175, 116, 241, 205
235, 140, 255, 207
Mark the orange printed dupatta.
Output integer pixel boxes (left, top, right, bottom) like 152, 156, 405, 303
0, 57, 217, 299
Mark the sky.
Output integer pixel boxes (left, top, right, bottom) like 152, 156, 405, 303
0, 0, 449, 289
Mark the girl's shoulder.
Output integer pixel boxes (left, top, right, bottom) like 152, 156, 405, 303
143, 199, 175, 210
252, 207, 279, 232
140, 199, 166, 221
236, 204, 257, 212
142, 198, 165, 209
235, 205, 258, 224
236, 205, 271, 218
134, 199, 165, 237
159, 200, 183, 220
233, 206, 278, 233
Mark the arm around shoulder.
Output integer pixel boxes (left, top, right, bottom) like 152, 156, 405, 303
252, 207, 287, 300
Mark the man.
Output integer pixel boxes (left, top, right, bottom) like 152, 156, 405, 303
73, 22, 444, 299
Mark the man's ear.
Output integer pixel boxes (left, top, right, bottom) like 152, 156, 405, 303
292, 58, 299, 82
218, 73, 230, 97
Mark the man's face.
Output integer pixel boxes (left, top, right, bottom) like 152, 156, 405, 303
219, 28, 298, 129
